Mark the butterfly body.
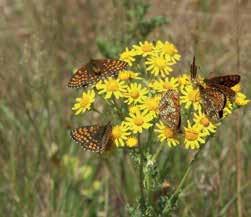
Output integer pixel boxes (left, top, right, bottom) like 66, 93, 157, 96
159, 89, 181, 130
71, 122, 113, 153
68, 59, 128, 88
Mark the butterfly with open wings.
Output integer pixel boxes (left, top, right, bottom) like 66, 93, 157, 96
68, 59, 128, 88
71, 122, 113, 153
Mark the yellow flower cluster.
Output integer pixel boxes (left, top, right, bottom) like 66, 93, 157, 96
71, 40, 249, 150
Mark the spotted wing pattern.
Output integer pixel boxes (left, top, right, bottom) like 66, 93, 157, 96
68, 59, 128, 88
199, 85, 226, 121
159, 89, 181, 130
71, 123, 113, 153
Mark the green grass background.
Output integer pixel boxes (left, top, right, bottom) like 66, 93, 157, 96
0, 0, 250, 216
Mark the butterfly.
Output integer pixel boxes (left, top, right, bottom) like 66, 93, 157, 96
68, 59, 128, 88
190, 57, 240, 121
71, 122, 113, 153
159, 89, 181, 130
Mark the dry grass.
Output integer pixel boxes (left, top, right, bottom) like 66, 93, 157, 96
0, 0, 250, 216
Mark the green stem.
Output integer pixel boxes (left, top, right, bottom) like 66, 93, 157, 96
163, 147, 203, 214
138, 133, 145, 208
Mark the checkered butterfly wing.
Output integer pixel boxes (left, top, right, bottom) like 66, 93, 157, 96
71, 123, 113, 153
199, 85, 226, 121
68, 59, 128, 88
204, 74, 240, 102
159, 89, 181, 130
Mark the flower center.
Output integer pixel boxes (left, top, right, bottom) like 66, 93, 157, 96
106, 80, 119, 91
80, 96, 90, 108
200, 117, 209, 127
185, 129, 199, 141
164, 127, 174, 138
112, 127, 122, 139
163, 82, 172, 90
188, 89, 200, 102
130, 90, 140, 99
155, 58, 166, 69
142, 44, 153, 53
134, 117, 144, 126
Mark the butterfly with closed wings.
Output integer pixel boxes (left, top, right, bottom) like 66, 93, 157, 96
71, 122, 113, 153
159, 89, 181, 131
68, 59, 128, 88
190, 57, 240, 121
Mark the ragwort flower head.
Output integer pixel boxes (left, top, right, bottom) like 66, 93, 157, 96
124, 83, 148, 105
155, 121, 179, 147
126, 137, 138, 147
177, 74, 190, 91
72, 90, 95, 115
145, 53, 174, 77
235, 92, 250, 106
112, 122, 131, 147
119, 47, 137, 66
96, 78, 127, 99
155, 40, 181, 62
148, 77, 179, 93
194, 109, 217, 135
125, 109, 153, 133
184, 121, 208, 149
133, 41, 155, 57
139, 95, 161, 118
180, 85, 201, 111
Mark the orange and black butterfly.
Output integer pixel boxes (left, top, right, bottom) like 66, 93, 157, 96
190, 57, 240, 121
68, 59, 128, 88
71, 122, 113, 153
159, 89, 181, 130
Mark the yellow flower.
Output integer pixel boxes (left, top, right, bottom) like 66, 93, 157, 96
235, 92, 250, 106
223, 100, 233, 118
148, 77, 179, 93
184, 121, 208, 149
145, 53, 174, 77
231, 84, 241, 93
139, 95, 161, 117
120, 47, 137, 66
124, 83, 148, 105
112, 123, 131, 147
177, 74, 190, 90
96, 78, 127, 99
155, 121, 179, 147
118, 70, 141, 81
72, 90, 95, 115
155, 40, 181, 62
126, 137, 138, 147
194, 109, 217, 135
133, 41, 155, 56
180, 85, 201, 111
125, 109, 153, 133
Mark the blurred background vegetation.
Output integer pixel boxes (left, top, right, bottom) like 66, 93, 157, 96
0, 0, 250, 216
